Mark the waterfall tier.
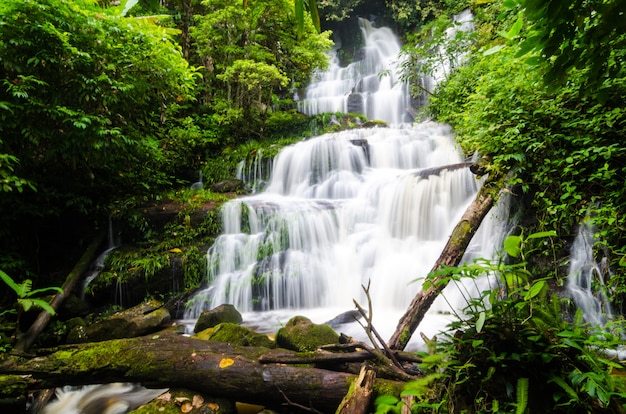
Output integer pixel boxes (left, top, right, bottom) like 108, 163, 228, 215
297, 18, 411, 124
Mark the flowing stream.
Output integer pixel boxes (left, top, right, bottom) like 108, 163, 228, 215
184, 14, 507, 350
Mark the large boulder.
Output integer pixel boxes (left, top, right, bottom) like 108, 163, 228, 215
193, 304, 243, 333
275, 316, 339, 352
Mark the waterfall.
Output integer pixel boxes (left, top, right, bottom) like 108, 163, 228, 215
185, 123, 506, 349
297, 18, 411, 124
184, 13, 507, 350
566, 221, 614, 327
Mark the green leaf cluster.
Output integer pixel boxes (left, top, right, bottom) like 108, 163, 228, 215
427, 1, 626, 292
378, 234, 626, 413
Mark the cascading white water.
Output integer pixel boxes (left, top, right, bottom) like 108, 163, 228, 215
185, 124, 506, 349
566, 221, 614, 327
297, 18, 411, 124
184, 11, 508, 350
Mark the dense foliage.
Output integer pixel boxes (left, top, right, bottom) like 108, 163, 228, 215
427, 0, 626, 302
373, 0, 626, 412
0, 0, 331, 281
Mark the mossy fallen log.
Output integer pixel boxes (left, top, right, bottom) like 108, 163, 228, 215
1, 332, 405, 412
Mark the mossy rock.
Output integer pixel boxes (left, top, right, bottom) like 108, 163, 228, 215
194, 323, 275, 348
83, 300, 171, 342
275, 316, 339, 352
362, 120, 388, 128
193, 304, 243, 333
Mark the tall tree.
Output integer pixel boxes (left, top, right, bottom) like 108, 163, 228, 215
192, 0, 332, 139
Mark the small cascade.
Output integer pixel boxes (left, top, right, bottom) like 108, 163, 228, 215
297, 18, 411, 124
566, 221, 614, 327
81, 216, 118, 299
426, 8, 474, 88
236, 148, 274, 193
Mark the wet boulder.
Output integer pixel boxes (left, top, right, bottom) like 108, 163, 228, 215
275, 316, 339, 352
193, 304, 243, 333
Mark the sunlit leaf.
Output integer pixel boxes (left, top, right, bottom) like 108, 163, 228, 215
504, 235, 522, 257
476, 311, 486, 333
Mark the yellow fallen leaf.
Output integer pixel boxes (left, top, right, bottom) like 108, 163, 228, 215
181, 401, 193, 413
219, 358, 235, 368
169, 248, 183, 253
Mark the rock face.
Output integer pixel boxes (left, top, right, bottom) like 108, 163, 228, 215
193, 304, 243, 333
68, 299, 171, 343
275, 316, 340, 352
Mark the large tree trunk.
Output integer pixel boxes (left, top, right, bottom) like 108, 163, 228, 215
1, 332, 405, 412
14, 231, 106, 354
387, 173, 504, 351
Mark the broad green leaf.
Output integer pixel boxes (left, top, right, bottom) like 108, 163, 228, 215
476, 311, 486, 333
308, 0, 321, 34
526, 230, 557, 239
504, 235, 522, 257
498, 14, 523, 40
29, 286, 64, 296
483, 45, 505, 56
525, 280, 546, 300
502, 0, 519, 8
31, 299, 57, 315
120, 0, 139, 16
0, 270, 21, 295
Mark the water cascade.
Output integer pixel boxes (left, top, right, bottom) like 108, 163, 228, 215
181, 11, 512, 350
566, 221, 614, 327
297, 18, 411, 124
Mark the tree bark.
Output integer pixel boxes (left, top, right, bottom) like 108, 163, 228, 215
387, 173, 504, 351
1, 332, 405, 413
336, 365, 376, 414
14, 231, 106, 354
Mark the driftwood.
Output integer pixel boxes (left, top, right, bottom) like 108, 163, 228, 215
1, 331, 405, 412
336, 365, 377, 414
14, 231, 106, 354
388, 172, 504, 351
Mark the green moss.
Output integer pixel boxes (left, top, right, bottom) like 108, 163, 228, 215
275, 316, 339, 352
194, 323, 275, 348
400, 327, 411, 345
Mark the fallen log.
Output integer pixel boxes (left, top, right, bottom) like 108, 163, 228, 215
14, 231, 106, 354
387, 172, 504, 351
1, 332, 405, 412
336, 365, 376, 414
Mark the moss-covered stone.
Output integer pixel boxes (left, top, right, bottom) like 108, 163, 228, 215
275, 316, 339, 352
194, 323, 275, 348
193, 304, 243, 333
83, 300, 171, 342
